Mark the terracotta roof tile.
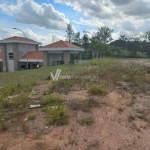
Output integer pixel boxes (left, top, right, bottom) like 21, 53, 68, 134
2, 36, 38, 43
21, 51, 43, 59
44, 40, 81, 48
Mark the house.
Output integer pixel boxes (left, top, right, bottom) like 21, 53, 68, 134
0, 36, 84, 72
0, 36, 42, 72
39, 40, 84, 66
0, 46, 2, 72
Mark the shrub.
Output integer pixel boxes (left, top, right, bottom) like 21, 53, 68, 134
41, 94, 63, 105
88, 85, 107, 96
44, 105, 69, 125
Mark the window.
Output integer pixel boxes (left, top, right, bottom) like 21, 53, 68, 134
9, 53, 14, 60
21, 65, 25, 69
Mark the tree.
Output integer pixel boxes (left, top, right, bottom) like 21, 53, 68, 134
97, 26, 114, 44
89, 37, 105, 58
82, 34, 89, 51
66, 23, 75, 43
128, 36, 142, 57
142, 31, 150, 57
73, 32, 82, 46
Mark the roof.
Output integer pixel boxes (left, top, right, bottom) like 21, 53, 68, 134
3, 36, 37, 43
44, 40, 81, 48
0, 36, 41, 45
21, 51, 43, 59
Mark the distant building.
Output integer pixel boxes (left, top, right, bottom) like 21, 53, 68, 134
0, 36, 84, 72
0, 36, 41, 72
39, 40, 84, 66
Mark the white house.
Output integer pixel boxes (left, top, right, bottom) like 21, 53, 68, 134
0, 36, 41, 72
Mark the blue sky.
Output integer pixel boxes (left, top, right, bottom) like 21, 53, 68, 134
0, 0, 150, 45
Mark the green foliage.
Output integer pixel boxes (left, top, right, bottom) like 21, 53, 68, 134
44, 105, 69, 125
0, 80, 36, 97
88, 85, 107, 96
0, 119, 8, 131
78, 116, 94, 126
28, 115, 36, 120
0, 83, 18, 96
41, 94, 63, 105
91, 58, 116, 65
0, 95, 10, 108
17, 93, 29, 108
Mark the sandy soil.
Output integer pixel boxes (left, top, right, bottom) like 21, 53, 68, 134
0, 85, 150, 150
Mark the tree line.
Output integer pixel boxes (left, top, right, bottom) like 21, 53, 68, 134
66, 23, 150, 59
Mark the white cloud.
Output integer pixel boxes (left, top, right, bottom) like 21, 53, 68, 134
55, 0, 150, 38
0, 28, 65, 45
0, 29, 13, 40
0, 0, 69, 30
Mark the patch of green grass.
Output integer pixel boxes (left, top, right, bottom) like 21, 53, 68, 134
0, 119, 8, 131
41, 94, 63, 105
16, 93, 29, 108
0, 95, 10, 108
44, 105, 69, 126
91, 58, 116, 66
28, 115, 36, 120
88, 85, 107, 96
78, 116, 94, 126
0, 83, 18, 96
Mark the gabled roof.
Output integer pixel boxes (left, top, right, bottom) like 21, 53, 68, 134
44, 40, 81, 48
40, 40, 84, 52
20, 51, 43, 59
0, 36, 41, 45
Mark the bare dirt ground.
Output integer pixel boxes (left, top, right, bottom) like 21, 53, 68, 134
0, 83, 150, 150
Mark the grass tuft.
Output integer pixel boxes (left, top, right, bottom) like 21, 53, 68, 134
88, 85, 107, 96
41, 94, 63, 105
44, 105, 69, 126
78, 116, 94, 126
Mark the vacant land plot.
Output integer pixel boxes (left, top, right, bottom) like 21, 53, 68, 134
0, 58, 150, 150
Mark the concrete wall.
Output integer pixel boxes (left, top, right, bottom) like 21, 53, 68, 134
43, 51, 48, 67
13, 43, 19, 71
78, 52, 82, 60
63, 51, 70, 64
18, 44, 36, 58
1, 44, 7, 72
48, 53, 63, 65
6, 44, 14, 72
